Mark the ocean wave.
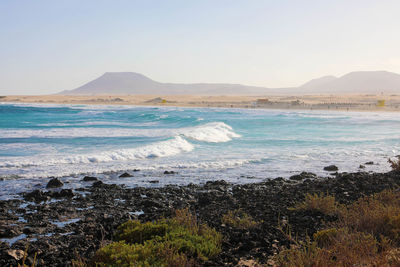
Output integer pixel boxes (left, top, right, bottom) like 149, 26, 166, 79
0, 122, 241, 143
0, 136, 194, 167
182, 122, 241, 142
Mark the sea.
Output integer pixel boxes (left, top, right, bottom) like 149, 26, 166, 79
1, 102, 400, 199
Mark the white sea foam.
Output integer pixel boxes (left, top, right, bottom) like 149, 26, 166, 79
0, 122, 241, 143
0, 128, 168, 138
182, 122, 241, 142
0, 136, 194, 167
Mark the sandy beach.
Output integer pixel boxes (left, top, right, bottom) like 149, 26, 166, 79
2, 94, 400, 111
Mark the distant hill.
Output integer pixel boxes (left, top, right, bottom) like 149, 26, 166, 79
296, 71, 400, 94
60, 72, 270, 95
60, 71, 400, 95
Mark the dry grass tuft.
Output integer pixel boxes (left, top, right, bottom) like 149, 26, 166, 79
276, 189, 400, 266
292, 192, 341, 216
221, 209, 260, 229
389, 156, 400, 172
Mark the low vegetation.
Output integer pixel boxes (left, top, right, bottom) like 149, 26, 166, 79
276, 189, 400, 266
221, 209, 260, 229
93, 208, 222, 266
389, 155, 400, 172
292, 192, 341, 216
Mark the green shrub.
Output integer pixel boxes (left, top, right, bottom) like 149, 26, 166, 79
94, 240, 194, 267
115, 220, 169, 244
94, 209, 221, 266
221, 209, 259, 229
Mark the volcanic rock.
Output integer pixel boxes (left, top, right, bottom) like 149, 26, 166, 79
119, 172, 133, 178
82, 176, 98, 182
289, 172, 317, 181
46, 178, 63, 188
323, 165, 338, 171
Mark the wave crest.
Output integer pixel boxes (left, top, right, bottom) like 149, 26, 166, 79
182, 122, 241, 143
1, 136, 194, 167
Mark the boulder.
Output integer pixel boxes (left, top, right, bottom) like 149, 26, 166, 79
24, 190, 49, 202
82, 176, 98, 182
323, 165, 338, 171
289, 172, 317, 181
119, 172, 133, 178
92, 181, 104, 187
46, 178, 63, 188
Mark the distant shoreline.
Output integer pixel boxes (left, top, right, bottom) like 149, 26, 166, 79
2, 94, 400, 112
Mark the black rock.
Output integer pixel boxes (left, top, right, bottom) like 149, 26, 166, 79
0, 228, 21, 238
92, 181, 104, 187
133, 169, 140, 172
359, 165, 365, 169
119, 172, 133, 178
58, 189, 74, 198
164, 171, 176, 175
290, 172, 317, 181
23, 228, 34, 235
205, 180, 228, 186
149, 180, 159, 184
46, 178, 63, 188
24, 189, 49, 202
323, 165, 338, 171
82, 176, 98, 182
365, 161, 374, 165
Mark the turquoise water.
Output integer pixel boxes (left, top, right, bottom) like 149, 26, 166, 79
1, 103, 400, 198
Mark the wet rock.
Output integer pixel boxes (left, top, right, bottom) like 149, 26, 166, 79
22, 227, 34, 235
82, 176, 98, 182
92, 181, 104, 187
0, 228, 19, 238
119, 172, 133, 178
24, 189, 49, 202
133, 169, 140, 172
4, 169, 400, 266
164, 171, 176, 175
290, 172, 317, 181
46, 178, 63, 188
323, 165, 338, 171
206, 180, 228, 186
365, 161, 374, 165
149, 180, 159, 184
359, 165, 365, 169
58, 189, 74, 198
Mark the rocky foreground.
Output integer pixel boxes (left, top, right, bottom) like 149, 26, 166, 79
1, 170, 400, 266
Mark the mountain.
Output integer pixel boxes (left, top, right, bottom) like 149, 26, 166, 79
60, 71, 400, 95
297, 71, 400, 94
300, 75, 338, 90
60, 72, 270, 95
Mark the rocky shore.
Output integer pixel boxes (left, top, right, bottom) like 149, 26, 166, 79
1, 170, 400, 266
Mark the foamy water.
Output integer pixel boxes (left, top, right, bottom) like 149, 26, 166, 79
1, 103, 399, 199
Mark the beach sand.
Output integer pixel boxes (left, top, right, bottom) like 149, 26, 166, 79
2, 94, 400, 111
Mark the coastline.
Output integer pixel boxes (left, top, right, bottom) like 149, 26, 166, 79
2, 93, 400, 112
1, 169, 400, 266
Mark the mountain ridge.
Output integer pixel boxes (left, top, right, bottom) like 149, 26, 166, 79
60, 70, 400, 95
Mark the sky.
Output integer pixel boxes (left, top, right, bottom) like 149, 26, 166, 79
1, 0, 400, 95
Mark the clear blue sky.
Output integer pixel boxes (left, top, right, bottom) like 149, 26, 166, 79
1, 0, 400, 94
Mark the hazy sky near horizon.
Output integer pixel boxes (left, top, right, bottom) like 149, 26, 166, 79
1, 0, 400, 95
